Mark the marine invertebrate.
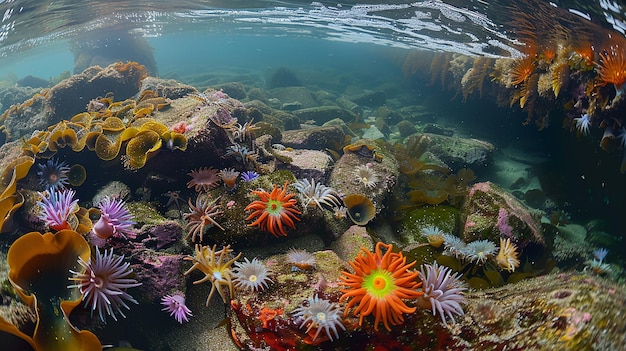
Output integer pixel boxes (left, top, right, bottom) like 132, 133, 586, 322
229, 118, 260, 143
36, 158, 70, 190
417, 262, 466, 324
353, 164, 379, 189
286, 248, 317, 270
461, 239, 497, 264
596, 45, 626, 93
241, 170, 259, 182
68, 246, 142, 322
292, 295, 345, 342
183, 196, 224, 242
495, 237, 521, 272
339, 242, 422, 332
37, 188, 79, 231
245, 181, 301, 237
91, 196, 135, 240
421, 225, 446, 248
291, 178, 342, 211
233, 257, 273, 292
343, 193, 376, 226
510, 56, 536, 85
219, 168, 240, 192
574, 114, 591, 136
442, 233, 466, 259
187, 167, 221, 192
184, 244, 242, 305
161, 293, 192, 324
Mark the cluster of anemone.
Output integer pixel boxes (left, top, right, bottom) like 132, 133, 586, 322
37, 158, 70, 190
184, 244, 242, 305
352, 164, 379, 189
291, 178, 342, 212
183, 195, 224, 242
417, 261, 467, 324
442, 234, 521, 272
37, 188, 79, 231
233, 257, 273, 292
68, 246, 142, 322
339, 242, 422, 332
187, 167, 221, 192
245, 181, 301, 237
91, 196, 136, 242
161, 293, 192, 324
292, 295, 346, 342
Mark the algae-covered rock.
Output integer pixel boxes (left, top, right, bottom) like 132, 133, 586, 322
461, 181, 544, 248
396, 205, 460, 247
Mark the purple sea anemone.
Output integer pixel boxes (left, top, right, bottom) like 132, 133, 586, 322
233, 257, 273, 292
37, 158, 70, 190
92, 196, 136, 240
161, 293, 192, 324
240, 170, 259, 182
292, 295, 345, 342
37, 188, 79, 231
286, 248, 316, 270
417, 261, 466, 324
68, 247, 142, 322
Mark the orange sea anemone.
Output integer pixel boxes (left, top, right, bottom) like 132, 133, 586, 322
597, 45, 626, 92
245, 181, 301, 237
510, 56, 536, 85
339, 242, 422, 332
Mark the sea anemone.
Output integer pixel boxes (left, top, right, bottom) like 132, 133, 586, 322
241, 170, 259, 182
574, 114, 591, 136
92, 196, 136, 240
68, 247, 142, 322
292, 295, 346, 342
461, 239, 497, 264
187, 167, 221, 192
421, 225, 446, 248
184, 244, 242, 305
161, 293, 192, 324
233, 257, 273, 292
286, 248, 317, 270
593, 248, 608, 262
183, 196, 224, 242
353, 164, 379, 189
37, 158, 70, 190
417, 262, 466, 324
597, 45, 626, 93
442, 233, 466, 259
510, 56, 536, 85
37, 188, 79, 231
245, 181, 301, 237
339, 242, 422, 332
291, 178, 342, 211
219, 168, 240, 192
495, 237, 521, 272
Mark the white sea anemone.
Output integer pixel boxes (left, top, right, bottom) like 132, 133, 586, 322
353, 164, 379, 189
233, 257, 273, 292
461, 239, 497, 264
292, 295, 345, 341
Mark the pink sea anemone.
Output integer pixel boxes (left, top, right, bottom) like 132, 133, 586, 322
68, 247, 142, 322
92, 196, 136, 240
219, 168, 240, 192
37, 188, 79, 231
161, 293, 192, 324
187, 167, 221, 192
